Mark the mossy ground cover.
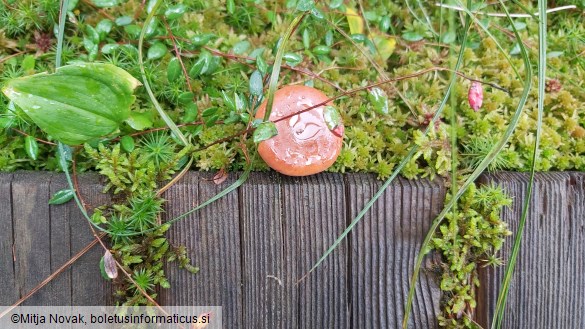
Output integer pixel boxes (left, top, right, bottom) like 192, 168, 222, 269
1, 0, 584, 327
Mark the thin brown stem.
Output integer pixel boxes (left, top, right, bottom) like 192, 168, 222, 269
11, 128, 57, 146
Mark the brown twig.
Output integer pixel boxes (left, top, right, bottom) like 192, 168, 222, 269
10, 128, 57, 146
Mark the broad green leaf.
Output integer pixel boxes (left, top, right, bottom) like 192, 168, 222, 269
233, 40, 251, 55
147, 42, 168, 60
24, 136, 38, 160
249, 70, 263, 96
346, 7, 364, 35
379, 15, 391, 33
21, 56, 35, 73
253, 121, 278, 143
120, 135, 135, 152
126, 112, 153, 130
312, 45, 331, 55
221, 91, 236, 111
227, 0, 235, 14
49, 189, 75, 205
2, 63, 141, 145
368, 87, 389, 114
115, 16, 133, 26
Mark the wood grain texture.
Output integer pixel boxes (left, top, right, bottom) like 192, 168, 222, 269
11, 172, 53, 305
160, 172, 243, 328
239, 172, 286, 328
476, 172, 585, 329
280, 173, 348, 329
0, 173, 18, 305
347, 174, 444, 329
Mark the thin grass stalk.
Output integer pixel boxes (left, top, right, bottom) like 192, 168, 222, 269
491, 0, 546, 327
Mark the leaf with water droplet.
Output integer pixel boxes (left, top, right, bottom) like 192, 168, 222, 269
2, 63, 140, 145
283, 53, 303, 67
249, 70, 263, 96
368, 87, 389, 115
165, 4, 187, 20
323, 105, 341, 131
96, 19, 113, 40
147, 42, 168, 60
24, 136, 38, 160
296, 0, 314, 11
49, 188, 75, 205
253, 122, 278, 143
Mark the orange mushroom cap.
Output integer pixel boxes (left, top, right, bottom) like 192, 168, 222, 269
255, 85, 344, 176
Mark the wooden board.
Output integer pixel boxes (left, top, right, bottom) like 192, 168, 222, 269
160, 172, 243, 328
0, 173, 17, 305
347, 174, 444, 329
476, 172, 585, 329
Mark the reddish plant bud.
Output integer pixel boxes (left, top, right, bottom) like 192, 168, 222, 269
468, 81, 483, 111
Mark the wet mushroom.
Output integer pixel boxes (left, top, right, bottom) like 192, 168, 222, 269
255, 85, 344, 176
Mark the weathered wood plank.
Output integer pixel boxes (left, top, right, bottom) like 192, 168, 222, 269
160, 172, 243, 328
0, 173, 18, 305
347, 174, 444, 329
11, 172, 53, 305
280, 173, 348, 329
239, 172, 286, 328
476, 172, 585, 329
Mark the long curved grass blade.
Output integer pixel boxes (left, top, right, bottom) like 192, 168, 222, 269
138, 0, 188, 146
263, 13, 306, 121
402, 1, 534, 327
491, 0, 546, 327
55, 0, 70, 68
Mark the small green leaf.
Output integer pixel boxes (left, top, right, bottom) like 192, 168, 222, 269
190, 34, 215, 47
202, 107, 219, 117
296, 0, 314, 11
182, 103, 199, 122
441, 31, 456, 44
147, 42, 168, 60
178, 92, 194, 105
402, 31, 424, 42
126, 112, 153, 130
115, 16, 133, 26
256, 55, 268, 75
253, 121, 278, 143
235, 93, 246, 112
329, 0, 343, 9
92, 0, 122, 8
96, 19, 113, 40
120, 135, 135, 152
283, 53, 303, 67
2, 63, 141, 145
379, 15, 391, 32
249, 70, 263, 96
21, 56, 35, 73
310, 7, 324, 19
167, 57, 182, 82
189, 51, 211, 77
323, 105, 341, 130
325, 30, 334, 46
24, 136, 38, 160
312, 45, 331, 55
303, 29, 311, 49
233, 40, 251, 55
368, 87, 389, 114
221, 91, 236, 111
101, 43, 119, 54
123, 24, 142, 39
99, 257, 109, 280
49, 189, 75, 205
165, 4, 187, 20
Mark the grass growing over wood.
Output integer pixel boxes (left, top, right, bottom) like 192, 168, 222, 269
0, 0, 584, 327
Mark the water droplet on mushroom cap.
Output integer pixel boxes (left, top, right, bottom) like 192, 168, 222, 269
255, 85, 344, 176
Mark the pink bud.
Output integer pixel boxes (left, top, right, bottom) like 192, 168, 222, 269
468, 81, 483, 111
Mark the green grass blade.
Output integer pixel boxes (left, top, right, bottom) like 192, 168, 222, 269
402, 1, 534, 327
138, 0, 188, 146
491, 0, 546, 327
56, 0, 70, 68
263, 13, 306, 121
